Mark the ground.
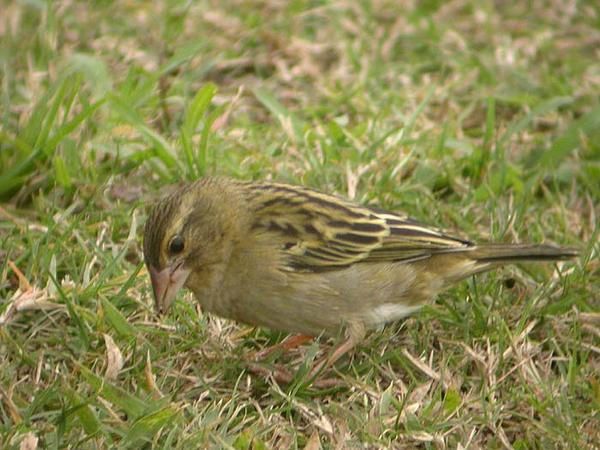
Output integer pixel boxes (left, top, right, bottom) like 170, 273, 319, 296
0, 1, 599, 448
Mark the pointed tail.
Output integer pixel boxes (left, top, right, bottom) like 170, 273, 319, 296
469, 244, 579, 264
436, 243, 578, 284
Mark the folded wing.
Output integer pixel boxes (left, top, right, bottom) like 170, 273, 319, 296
247, 182, 473, 272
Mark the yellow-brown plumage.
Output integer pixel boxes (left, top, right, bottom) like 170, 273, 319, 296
143, 177, 578, 345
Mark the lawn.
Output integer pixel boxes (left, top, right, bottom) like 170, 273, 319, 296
1, 1, 598, 448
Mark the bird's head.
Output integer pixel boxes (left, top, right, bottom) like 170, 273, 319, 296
143, 178, 244, 314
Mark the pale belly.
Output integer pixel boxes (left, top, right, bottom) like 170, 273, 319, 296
222, 261, 439, 337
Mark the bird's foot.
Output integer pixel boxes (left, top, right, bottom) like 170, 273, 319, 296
251, 333, 314, 360
246, 362, 344, 388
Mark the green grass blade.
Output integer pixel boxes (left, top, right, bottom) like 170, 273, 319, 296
498, 96, 573, 147
101, 298, 137, 339
253, 87, 303, 142
535, 105, 600, 168
109, 94, 177, 169
122, 406, 179, 446
64, 389, 103, 437
180, 83, 217, 178
79, 365, 148, 418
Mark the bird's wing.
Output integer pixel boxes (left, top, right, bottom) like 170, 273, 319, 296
247, 183, 473, 272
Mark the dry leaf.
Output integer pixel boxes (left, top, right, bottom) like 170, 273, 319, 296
103, 334, 124, 380
303, 430, 321, 450
19, 432, 38, 450
313, 414, 333, 435
108, 183, 143, 203
0, 261, 64, 327
0, 385, 22, 424
145, 350, 163, 398
402, 348, 441, 381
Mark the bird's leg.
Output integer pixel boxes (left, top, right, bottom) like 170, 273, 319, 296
252, 333, 314, 360
307, 322, 365, 379
247, 324, 364, 386
246, 362, 295, 384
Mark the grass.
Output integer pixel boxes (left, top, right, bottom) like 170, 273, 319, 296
1, 1, 599, 448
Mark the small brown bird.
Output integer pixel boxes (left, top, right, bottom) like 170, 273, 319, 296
143, 177, 578, 369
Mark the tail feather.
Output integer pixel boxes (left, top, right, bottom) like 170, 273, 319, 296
435, 244, 578, 283
469, 244, 579, 264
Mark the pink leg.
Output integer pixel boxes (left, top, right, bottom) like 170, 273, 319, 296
252, 334, 314, 360
308, 322, 365, 378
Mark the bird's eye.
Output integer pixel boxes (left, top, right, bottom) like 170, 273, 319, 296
168, 235, 185, 254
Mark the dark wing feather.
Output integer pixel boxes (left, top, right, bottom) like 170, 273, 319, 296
246, 182, 473, 272
364, 208, 473, 263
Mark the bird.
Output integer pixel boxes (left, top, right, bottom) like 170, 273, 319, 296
143, 177, 578, 373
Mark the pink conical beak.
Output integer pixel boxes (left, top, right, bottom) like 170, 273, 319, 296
149, 264, 191, 314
